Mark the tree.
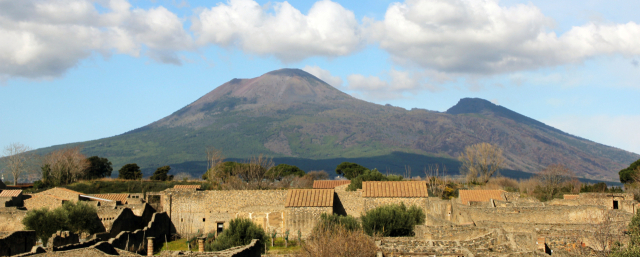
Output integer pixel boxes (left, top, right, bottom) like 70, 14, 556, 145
346, 169, 403, 191
22, 201, 99, 246
335, 162, 368, 179
535, 164, 578, 201
267, 164, 305, 180
205, 218, 269, 253
458, 142, 505, 184
41, 147, 89, 186
203, 162, 240, 183
360, 203, 425, 237
619, 158, 640, 184
232, 155, 274, 189
150, 166, 173, 181
84, 156, 112, 179
118, 163, 142, 180
2, 143, 34, 185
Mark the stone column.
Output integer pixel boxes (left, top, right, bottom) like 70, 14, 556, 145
147, 237, 154, 256
198, 237, 206, 252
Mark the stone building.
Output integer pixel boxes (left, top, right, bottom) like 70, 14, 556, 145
0, 189, 23, 207
284, 189, 333, 237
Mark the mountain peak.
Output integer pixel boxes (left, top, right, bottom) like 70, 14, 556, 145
446, 98, 497, 115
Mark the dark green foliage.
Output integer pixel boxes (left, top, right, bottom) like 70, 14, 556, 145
63, 201, 101, 235
84, 156, 112, 179
335, 162, 369, 179
150, 166, 173, 181
580, 182, 624, 193
532, 184, 576, 202
317, 213, 361, 231
22, 202, 99, 246
347, 169, 403, 191
205, 218, 269, 253
619, 159, 640, 184
118, 163, 142, 180
360, 203, 425, 237
201, 162, 248, 180
267, 164, 305, 179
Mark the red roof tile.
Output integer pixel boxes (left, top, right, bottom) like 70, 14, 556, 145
563, 194, 579, 200
0, 190, 22, 197
174, 185, 201, 189
90, 194, 129, 203
285, 189, 334, 207
362, 181, 428, 198
313, 180, 350, 189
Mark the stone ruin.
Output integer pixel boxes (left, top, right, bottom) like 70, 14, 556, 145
0, 181, 637, 256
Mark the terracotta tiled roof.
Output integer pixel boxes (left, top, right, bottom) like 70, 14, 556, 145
362, 181, 428, 198
174, 185, 201, 189
459, 190, 505, 205
0, 190, 22, 197
313, 180, 350, 189
90, 194, 129, 203
285, 189, 334, 207
563, 194, 579, 200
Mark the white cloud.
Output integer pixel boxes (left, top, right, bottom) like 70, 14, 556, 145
370, 0, 640, 74
345, 68, 441, 100
302, 65, 343, 88
544, 115, 640, 155
0, 0, 192, 79
192, 0, 363, 62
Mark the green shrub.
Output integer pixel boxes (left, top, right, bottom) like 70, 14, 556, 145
347, 169, 403, 191
610, 210, 640, 256
360, 203, 425, 237
205, 218, 270, 253
317, 213, 360, 231
335, 162, 369, 179
580, 182, 623, 193
22, 201, 100, 246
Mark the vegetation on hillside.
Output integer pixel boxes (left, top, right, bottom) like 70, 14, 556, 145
347, 168, 403, 191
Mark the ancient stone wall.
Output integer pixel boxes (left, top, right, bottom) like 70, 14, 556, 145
108, 212, 171, 255
333, 184, 363, 217
285, 207, 332, 238
157, 239, 261, 257
159, 190, 288, 237
0, 207, 27, 231
108, 208, 147, 238
23, 195, 64, 211
460, 205, 609, 224
0, 230, 36, 256
47, 231, 79, 248
37, 188, 80, 202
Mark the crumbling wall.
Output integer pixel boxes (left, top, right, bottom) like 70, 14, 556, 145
108, 212, 171, 254
0, 230, 36, 256
333, 185, 363, 217
23, 196, 64, 211
47, 231, 79, 248
285, 207, 332, 238
0, 207, 27, 231
108, 208, 146, 238
461, 205, 608, 224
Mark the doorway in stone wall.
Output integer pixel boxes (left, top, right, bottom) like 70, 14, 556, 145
216, 222, 224, 236
614, 200, 619, 209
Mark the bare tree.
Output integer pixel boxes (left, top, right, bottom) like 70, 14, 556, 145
425, 164, 447, 198
458, 143, 505, 184
204, 146, 226, 183
232, 155, 275, 190
536, 164, 579, 201
42, 147, 89, 186
2, 143, 34, 185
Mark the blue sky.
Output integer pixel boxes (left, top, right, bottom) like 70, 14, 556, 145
1, 0, 639, 158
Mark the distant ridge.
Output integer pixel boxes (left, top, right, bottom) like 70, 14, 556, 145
33, 69, 639, 182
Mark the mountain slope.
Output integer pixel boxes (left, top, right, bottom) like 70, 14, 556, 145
36, 69, 639, 181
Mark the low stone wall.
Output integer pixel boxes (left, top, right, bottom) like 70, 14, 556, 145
415, 224, 490, 241
47, 231, 79, 249
158, 239, 261, 257
0, 230, 36, 256
461, 205, 608, 224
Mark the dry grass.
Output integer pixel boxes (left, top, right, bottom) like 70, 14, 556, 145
297, 223, 378, 257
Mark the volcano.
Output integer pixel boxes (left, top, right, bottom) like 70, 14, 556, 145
36, 69, 639, 181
